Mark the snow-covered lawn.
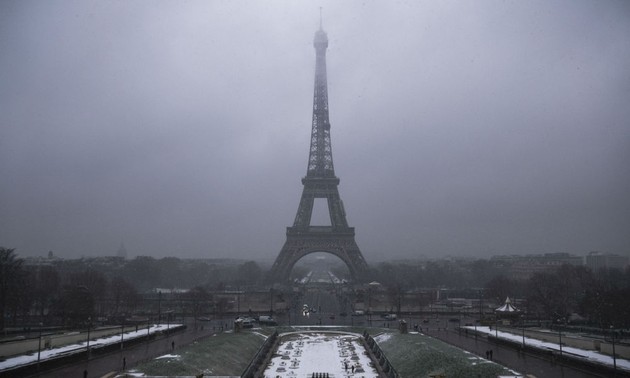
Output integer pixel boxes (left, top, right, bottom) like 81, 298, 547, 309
466, 326, 630, 373
263, 332, 379, 377
0, 324, 182, 372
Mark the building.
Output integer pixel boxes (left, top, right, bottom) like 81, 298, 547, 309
585, 251, 629, 272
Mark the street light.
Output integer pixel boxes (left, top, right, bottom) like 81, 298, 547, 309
610, 325, 617, 372
37, 322, 43, 368
557, 318, 563, 358
120, 318, 125, 350
521, 315, 525, 349
86, 317, 92, 360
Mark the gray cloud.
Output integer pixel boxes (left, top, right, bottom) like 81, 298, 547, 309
1, 0, 629, 261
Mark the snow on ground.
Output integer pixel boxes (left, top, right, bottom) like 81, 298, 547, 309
154, 354, 180, 360
0, 324, 182, 371
465, 326, 630, 373
373, 333, 392, 344
264, 332, 379, 377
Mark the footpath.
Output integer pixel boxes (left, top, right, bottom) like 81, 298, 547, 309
428, 327, 625, 378
33, 326, 219, 378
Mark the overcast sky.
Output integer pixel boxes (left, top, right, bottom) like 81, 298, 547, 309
1, 0, 629, 262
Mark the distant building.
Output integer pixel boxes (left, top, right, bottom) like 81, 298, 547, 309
490, 253, 583, 280
117, 243, 128, 259
585, 251, 629, 272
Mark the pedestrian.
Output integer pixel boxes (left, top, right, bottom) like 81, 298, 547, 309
123, 356, 126, 370
83, 370, 88, 378
344, 361, 348, 371
485, 350, 489, 359
171, 341, 175, 351
490, 349, 493, 360
351, 364, 355, 373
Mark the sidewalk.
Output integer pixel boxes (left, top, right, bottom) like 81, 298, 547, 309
427, 328, 611, 378
29, 326, 219, 378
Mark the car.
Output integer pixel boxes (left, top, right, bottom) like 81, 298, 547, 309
237, 317, 255, 328
384, 314, 397, 321
258, 316, 278, 326
339, 312, 348, 317
352, 310, 365, 316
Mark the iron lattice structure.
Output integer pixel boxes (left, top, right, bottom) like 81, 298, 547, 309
269, 24, 369, 283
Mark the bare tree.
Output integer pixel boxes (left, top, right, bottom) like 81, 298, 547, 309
0, 248, 24, 330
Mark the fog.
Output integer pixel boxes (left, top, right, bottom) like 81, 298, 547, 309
1, 1, 629, 261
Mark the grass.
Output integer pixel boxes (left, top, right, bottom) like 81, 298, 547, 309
130, 326, 519, 377
131, 331, 265, 376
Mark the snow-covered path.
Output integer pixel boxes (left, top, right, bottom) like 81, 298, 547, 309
0, 324, 182, 372
466, 326, 630, 373
263, 332, 379, 377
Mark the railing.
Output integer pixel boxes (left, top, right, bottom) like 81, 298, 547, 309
363, 331, 400, 378
241, 330, 279, 378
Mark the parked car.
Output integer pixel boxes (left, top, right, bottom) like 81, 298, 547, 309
258, 316, 278, 326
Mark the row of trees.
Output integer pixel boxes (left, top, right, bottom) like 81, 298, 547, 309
3, 247, 628, 330
369, 260, 630, 328
0, 247, 264, 329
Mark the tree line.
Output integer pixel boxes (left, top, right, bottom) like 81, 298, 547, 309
2, 247, 628, 330
0, 247, 264, 330
368, 260, 630, 329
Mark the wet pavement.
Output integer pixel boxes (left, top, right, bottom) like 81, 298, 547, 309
427, 327, 609, 378
27, 324, 227, 378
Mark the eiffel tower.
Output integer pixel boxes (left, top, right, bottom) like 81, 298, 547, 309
269, 20, 369, 283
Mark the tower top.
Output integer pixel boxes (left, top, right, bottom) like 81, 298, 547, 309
314, 8, 328, 49
307, 18, 333, 177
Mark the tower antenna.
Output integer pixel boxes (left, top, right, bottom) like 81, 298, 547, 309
319, 7, 323, 30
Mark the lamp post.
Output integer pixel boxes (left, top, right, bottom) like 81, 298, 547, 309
521, 316, 525, 349
37, 322, 43, 368
479, 289, 483, 322
120, 318, 124, 350
557, 319, 563, 358
495, 316, 498, 338
86, 317, 92, 360
610, 325, 617, 372
158, 291, 162, 324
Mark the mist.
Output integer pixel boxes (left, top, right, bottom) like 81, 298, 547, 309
1, 1, 629, 261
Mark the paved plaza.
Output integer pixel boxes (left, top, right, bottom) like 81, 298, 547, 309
264, 332, 379, 377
